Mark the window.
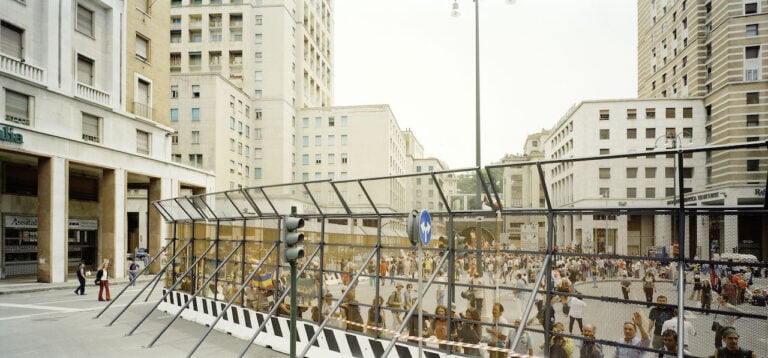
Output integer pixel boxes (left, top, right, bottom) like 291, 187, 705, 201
682, 168, 694, 179
747, 24, 758, 37
191, 131, 200, 144
646, 108, 656, 119
254, 33, 263, 43
747, 114, 759, 127
255, 15, 263, 25
191, 85, 200, 98
599, 188, 610, 198
314, 135, 321, 146
136, 130, 150, 155
171, 85, 178, 98
229, 139, 235, 152
600, 148, 610, 155
229, 117, 235, 129
254, 128, 262, 139
189, 52, 201, 66
341, 116, 348, 126
254, 71, 263, 81
255, 109, 262, 120
328, 153, 335, 164
237, 142, 242, 154
135, 34, 149, 61
254, 168, 262, 179
599, 129, 609, 140
171, 135, 178, 145
745, 2, 757, 14
745, 46, 759, 59
683, 128, 693, 139
77, 54, 94, 86
599, 109, 610, 120
341, 135, 348, 145
665, 167, 675, 178
254, 90, 262, 99
645, 188, 656, 198
170, 31, 181, 44
666, 108, 675, 119
627, 128, 637, 139
627, 109, 637, 119
302, 118, 309, 128
645, 167, 656, 178
4, 89, 31, 125
328, 135, 335, 146
302, 136, 309, 147
255, 51, 262, 62
302, 154, 309, 165
191, 108, 200, 121
747, 92, 759, 104
706, 126, 712, 143
1, 21, 23, 59
82, 112, 100, 143
747, 159, 759, 171
76, 5, 94, 37
341, 153, 348, 164
627, 188, 637, 198
170, 108, 179, 122
329, 117, 335, 127
253, 148, 263, 159
626, 168, 638, 179
237, 121, 243, 133
302, 172, 309, 181
315, 117, 322, 127
599, 168, 611, 179
683, 107, 692, 119
315, 154, 321, 164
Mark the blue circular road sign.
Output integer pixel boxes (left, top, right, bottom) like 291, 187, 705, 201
418, 210, 432, 246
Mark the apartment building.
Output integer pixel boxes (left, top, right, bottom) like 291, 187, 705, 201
169, 0, 333, 190
296, 105, 408, 213
545, 99, 706, 256
638, 0, 767, 259
0, 1, 214, 281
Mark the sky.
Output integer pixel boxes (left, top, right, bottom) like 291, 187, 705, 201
333, 0, 639, 169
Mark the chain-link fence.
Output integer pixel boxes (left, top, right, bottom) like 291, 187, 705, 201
150, 141, 767, 357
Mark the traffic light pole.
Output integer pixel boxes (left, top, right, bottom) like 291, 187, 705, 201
289, 260, 298, 358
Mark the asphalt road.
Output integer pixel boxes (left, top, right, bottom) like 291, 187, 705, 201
0, 281, 287, 358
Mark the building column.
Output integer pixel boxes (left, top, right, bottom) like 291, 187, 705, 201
616, 216, 628, 256
655, 214, 671, 250
698, 216, 710, 260
100, 168, 126, 278
37, 157, 68, 283
724, 215, 738, 254
148, 177, 179, 274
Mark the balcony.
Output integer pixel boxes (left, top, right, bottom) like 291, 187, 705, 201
0, 53, 45, 85
76, 82, 111, 107
131, 101, 153, 120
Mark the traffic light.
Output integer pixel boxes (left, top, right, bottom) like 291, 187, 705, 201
283, 215, 305, 262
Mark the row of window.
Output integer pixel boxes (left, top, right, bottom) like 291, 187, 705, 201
229, 161, 262, 179
599, 107, 693, 120
172, 13, 260, 28
301, 116, 348, 128
599, 127, 693, 140
300, 172, 348, 182
301, 135, 348, 146
301, 153, 349, 165
172, 0, 249, 7
598, 167, 693, 180
171, 29, 262, 44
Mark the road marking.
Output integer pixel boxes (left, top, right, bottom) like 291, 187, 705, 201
0, 302, 81, 312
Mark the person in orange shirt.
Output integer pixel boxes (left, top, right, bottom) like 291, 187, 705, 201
379, 261, 387, 285
469, 262, 476, 278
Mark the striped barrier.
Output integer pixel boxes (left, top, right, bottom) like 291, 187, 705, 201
159, 290, 457, 357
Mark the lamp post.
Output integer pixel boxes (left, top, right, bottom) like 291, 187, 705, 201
452, 0, 515, 209
655, 131, 692, 255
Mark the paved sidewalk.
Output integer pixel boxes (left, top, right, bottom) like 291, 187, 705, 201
0, 273, 155, 295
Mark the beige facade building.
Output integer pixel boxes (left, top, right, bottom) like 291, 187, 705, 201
0, 1, 213, 281
637, 0, 767, 259
169, 0, 333, 191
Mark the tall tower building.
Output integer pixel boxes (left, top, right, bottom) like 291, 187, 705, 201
169, 0, 334, 190
638, 0, 767, 189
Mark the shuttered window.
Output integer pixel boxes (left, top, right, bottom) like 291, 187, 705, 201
1, 21, 23, 59
137, 79, 149, 105
77, 55, 93, 86
135, 34, 148, 61
136, 130, 150, 155
76, 5, 94, 37
82, 113, 100, 142
5, 89, 30, 125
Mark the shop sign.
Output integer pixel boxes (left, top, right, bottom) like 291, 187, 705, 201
4, 215, 37, 228
0, 126, 23, 144
68, 219, 98, 230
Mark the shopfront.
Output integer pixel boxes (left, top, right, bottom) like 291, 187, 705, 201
2, 215, 99, 278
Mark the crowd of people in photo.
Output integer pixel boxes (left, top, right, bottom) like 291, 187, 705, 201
165, 242, 765, 357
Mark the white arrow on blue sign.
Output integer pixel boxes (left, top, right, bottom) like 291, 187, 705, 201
418, 210, 432, 246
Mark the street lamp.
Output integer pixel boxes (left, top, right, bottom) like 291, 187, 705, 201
452, 0, 515, 209
654, 131, 693, 205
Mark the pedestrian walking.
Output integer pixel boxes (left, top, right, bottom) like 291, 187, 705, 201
128, 259, 139, 286
386, 284, 404, 329
96, 262, 111, 301
621, 274, 631, 300
648, 295, 674, 349
713, 327, 757, 358
567, 295, 587, 334
74, 262, 86, 295
643, 271, 656, 303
